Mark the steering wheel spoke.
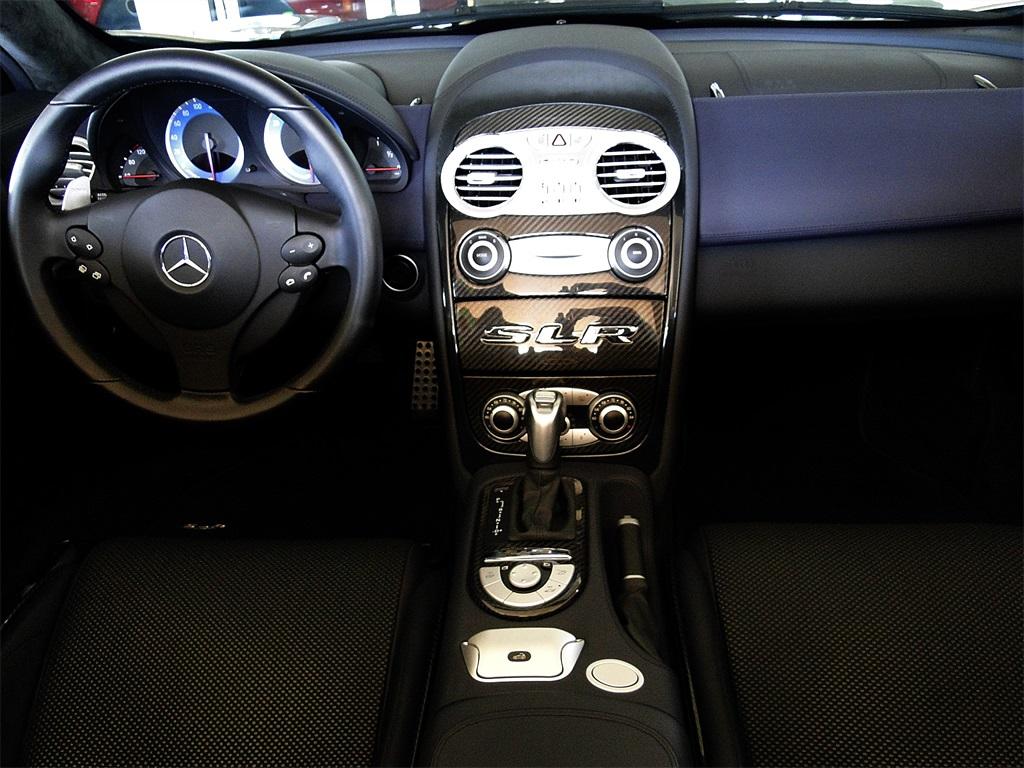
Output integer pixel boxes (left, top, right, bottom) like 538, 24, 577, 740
163, 325, 238, 393
8, 49, 381, 420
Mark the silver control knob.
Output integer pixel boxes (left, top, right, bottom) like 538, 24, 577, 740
483, 394, 526, 442
457, 229, 511, 284
608, 226, 663, 282
589, 394, 637, 442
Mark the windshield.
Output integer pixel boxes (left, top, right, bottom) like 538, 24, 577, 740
64, 0, 1022, 42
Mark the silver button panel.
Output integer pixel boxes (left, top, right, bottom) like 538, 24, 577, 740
479, 562, 576, 610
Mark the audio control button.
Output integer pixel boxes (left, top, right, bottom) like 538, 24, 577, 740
538, 579, 569, 601
503, 590, 547, 609
458, 230, 511, 284
479, 566, 503, 589
483, 579, 512, 605
608, 226, 663, 282
509, 563, 543, 590
550, 564, 576, 584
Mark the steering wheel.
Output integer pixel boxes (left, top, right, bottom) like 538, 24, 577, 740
7, 49, 381, 421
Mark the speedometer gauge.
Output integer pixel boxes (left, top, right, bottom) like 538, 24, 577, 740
165, 98, 245, 183
263, 99, 341, 185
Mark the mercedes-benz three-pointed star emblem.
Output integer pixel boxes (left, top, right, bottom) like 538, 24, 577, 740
159, 234, 212, 288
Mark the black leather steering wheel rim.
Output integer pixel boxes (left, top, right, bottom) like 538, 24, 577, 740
7, 48, 381, 421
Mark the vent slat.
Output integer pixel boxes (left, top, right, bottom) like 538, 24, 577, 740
606, 192, 662, 200
596, 142, 666, 206
600, 181, 666, 189
597, 171, 665, 178
456, 174, 523, 182
600, 149, 658, 156
457, 163, 523, 172
452, 145, 521, 208
597, 159, 660, 168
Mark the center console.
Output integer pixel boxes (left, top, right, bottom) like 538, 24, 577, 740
420, 23, 700, 768
440, 104, 680, 460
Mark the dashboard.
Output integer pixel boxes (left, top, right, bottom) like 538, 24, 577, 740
87, 83, 408, 197
30, 25, 1022, 452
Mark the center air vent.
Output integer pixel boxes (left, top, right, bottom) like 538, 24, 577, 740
596, 143, 667, 206
453, 147, 522, 208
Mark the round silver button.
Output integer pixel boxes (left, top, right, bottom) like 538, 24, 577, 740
508, 563, 543, 590
586, 659, 645, 693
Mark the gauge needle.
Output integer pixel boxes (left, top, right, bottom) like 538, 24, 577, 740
202, 132, 217, 182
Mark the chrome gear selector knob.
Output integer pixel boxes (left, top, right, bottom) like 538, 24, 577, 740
525, 389, 566, 471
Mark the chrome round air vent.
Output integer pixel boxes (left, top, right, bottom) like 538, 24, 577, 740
595, 142, 667, 206
452, 146, 522, 209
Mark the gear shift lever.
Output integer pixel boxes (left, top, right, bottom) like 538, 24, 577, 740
512, 390, 573, 539
525, 390, 565, 471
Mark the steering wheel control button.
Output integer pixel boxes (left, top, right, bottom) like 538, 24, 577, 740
281, 233, 324, 265
586, 659, 645, 693
279, 265, 319, 293
457, 229, 511, 284
65, 227, 102, 259
589, 394, 637, 442
75, 259, 109, 285
508, 563, 543, 590
608, 227, 663, 282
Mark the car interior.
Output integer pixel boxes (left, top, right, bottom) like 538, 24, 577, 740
0, 0, 1021, 765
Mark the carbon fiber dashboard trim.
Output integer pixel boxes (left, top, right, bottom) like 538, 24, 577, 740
457, 103, 666, 142
464, 375, 657, 456
450, 208, 671, 298
456, 298, 664, 374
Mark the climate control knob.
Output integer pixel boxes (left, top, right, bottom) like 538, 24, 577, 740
589, 394, 637, 442
457, 229, 511, 284
483, 394, 526, 441
608, 226, 663, 282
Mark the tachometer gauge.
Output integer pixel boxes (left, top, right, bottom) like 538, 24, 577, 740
263, 99, 341, 185
117, 144, 161, 188
165, 98, 244, 183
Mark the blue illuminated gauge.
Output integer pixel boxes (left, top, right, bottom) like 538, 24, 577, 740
164, 98, 245, 183
263, 99, 341, 185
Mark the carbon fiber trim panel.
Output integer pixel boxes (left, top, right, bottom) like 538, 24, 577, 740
455, 298, 664, 373
464, 375, 657, 456
450, 208, 671, 298
457, 103, 666, 142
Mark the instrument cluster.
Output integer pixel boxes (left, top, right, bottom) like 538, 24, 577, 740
90, 84, 407, 196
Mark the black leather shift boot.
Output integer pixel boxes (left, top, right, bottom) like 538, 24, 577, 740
509, 469, 576, 541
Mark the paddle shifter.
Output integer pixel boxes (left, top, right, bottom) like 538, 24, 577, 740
474, 389, 585, 616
